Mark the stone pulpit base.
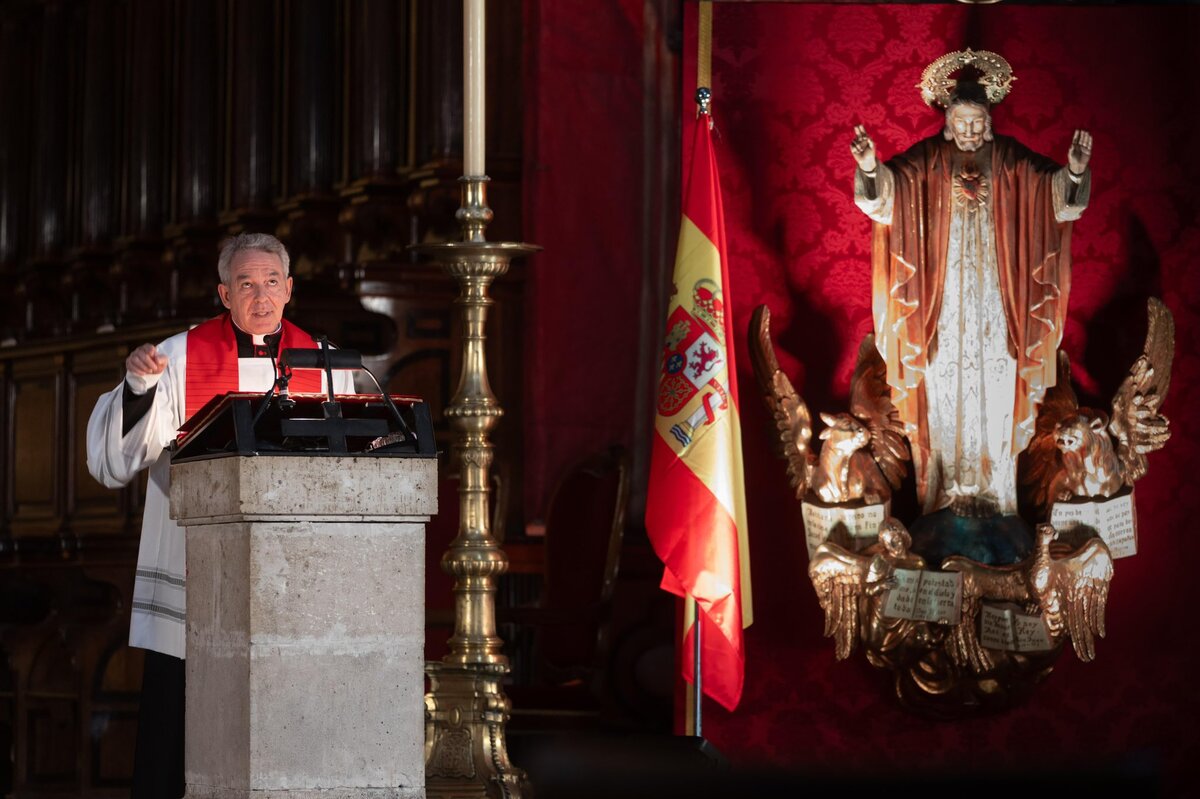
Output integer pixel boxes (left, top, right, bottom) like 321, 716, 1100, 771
171, 455, 436, 799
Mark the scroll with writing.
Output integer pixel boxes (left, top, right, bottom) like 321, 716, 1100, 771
881, 569, 962, 625
1051, 489, 1137, 559
802, 500, 889, 558
979, 602, 1054, 652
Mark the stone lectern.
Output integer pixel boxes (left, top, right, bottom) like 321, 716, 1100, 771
171, 455, 436, 799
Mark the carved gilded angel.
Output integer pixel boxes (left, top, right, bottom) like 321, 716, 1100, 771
942, 523, 1113, 673
862, 520, 929, 657
1021, 298, 1174, 516
808, 519, 924, 660
750, 305, 909, 505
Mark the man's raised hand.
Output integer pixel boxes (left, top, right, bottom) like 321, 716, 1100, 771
126, 343, 168, 377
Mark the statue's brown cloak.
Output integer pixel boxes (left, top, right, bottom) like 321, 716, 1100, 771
872, 134, 1072, 460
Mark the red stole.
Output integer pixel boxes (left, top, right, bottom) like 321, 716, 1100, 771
184, 314, 324, 422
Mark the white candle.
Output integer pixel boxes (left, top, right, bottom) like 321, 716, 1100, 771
463, 0, 486, 177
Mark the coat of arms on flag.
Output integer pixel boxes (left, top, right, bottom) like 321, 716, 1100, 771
657, 281, 731, 449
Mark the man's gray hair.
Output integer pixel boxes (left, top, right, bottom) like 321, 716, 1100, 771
217, 233, 291, 284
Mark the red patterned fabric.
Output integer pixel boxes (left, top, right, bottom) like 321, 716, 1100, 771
675, 4, 1200, 790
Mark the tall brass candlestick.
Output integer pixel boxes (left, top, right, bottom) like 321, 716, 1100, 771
415, 177, 538, 798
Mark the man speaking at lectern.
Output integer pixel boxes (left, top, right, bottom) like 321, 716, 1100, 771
86, 233, 353, 798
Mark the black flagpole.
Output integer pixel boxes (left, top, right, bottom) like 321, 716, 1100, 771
693, 597, 702, 737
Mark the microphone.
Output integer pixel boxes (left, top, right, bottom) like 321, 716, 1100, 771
282, 338, 354, 405
269, 336, 295, 411
250, 333, 290, 432
264, 334, 295, 410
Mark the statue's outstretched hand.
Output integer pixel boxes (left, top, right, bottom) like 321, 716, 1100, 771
1068, 129, 1092, 175
851, 125, 878, 173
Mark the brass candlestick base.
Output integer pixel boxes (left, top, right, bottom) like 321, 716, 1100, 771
425, 663, 523, 796
413, 177, 540, 798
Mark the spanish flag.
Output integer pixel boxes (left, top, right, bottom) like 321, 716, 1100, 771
645, 106, 752, 711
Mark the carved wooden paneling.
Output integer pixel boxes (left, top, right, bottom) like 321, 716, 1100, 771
285, 0, 338, 197
2, 331, 172, 552
115, 0, 172, 328
225, 0, 277, 227
79, 586, 140, 792
68, 0, 126, 334
386, 348, 451, 432
124, 0, 169, 239
9, 357, 62, 537
339, 0, 410, 263
0, 14, 32, 273
413, 1, 461, 169
405, 0, 464, 244
169, 0, 226, 320
277, 0, 343, 270
26, 633, 80, 788
79, 0, 122, 249
175, 0, 223, 225
67, 348, 128, 537
0, 655, 11, 794
348, 0, 405, 181
0, 565, 132, 796
0, 360, 8, 545
30, 0, 72, 262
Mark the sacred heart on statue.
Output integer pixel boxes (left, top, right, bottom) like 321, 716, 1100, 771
952, 167, 989, 210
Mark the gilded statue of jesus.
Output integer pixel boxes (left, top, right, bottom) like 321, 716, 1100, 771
849, 50, 1093, 518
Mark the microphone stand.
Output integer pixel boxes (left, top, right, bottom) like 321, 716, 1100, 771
250, 334, 292, 433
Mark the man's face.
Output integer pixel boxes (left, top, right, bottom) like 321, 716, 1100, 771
217, 250, 293, 335
946, 102, 990, 152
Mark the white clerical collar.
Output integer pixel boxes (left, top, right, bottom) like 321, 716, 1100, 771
230, 318, 282, 346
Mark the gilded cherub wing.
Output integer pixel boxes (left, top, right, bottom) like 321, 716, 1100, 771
1109, 298, 1174, 484
1032, 533, 1113, 662
808, 540, 872, 660
944, 585, 989, 674
848, 333, 909, 490
749, 305, 813, 499
1020, 351, 1079, 518
940, 556, 1031, 674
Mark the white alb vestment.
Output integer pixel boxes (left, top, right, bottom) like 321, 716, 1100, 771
87, 323, 353, 658
855, 149, 1090, 513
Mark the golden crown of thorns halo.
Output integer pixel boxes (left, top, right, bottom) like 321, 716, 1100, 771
918, 49, 1015, 108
